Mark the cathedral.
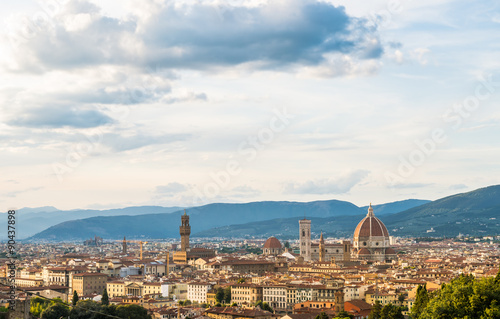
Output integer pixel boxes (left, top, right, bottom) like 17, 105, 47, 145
352, 204, 396, 262
298, 204, 396, 263
299, 219, 351, 262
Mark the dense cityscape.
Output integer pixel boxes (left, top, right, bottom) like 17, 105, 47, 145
1, 0, 500, 318
1, 206, 499, 319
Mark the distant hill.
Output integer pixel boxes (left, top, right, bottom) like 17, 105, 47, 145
194, 187, 500, 239
384, 185, 500, 237
194, 199, 430, 238
1, 206, 183, 239
193, 214, 364, 239
28, 199, 368, 241
27, 198, 430, 241
361, 199, 430, 215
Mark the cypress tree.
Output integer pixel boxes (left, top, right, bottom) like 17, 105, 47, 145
101, 288, 109, 306
72, 290, 79, 306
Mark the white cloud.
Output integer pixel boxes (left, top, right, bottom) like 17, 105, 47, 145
4, 0, 384, 75
285, 170, 370, 195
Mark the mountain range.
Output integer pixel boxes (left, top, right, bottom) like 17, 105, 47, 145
27, 199, 427, 241
22, 185, 500, 241
1, 206, 183, 239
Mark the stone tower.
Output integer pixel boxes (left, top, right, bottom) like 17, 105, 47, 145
180, 210, 191, 252
122, 236, 127, 254
319, 232, 325, 262
299, 218, 311, 261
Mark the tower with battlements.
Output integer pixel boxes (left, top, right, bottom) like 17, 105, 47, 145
180, 210, 191, 252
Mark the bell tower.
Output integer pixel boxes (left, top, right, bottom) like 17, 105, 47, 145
180, 210, 191, 252
299, 218, 311, 261
319, 232, 325, 262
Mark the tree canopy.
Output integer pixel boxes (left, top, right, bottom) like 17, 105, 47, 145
411, 269, 500, 319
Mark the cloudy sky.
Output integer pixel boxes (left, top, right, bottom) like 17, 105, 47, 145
1, 0, 499, 210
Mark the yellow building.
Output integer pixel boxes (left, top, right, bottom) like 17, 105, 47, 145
14, 278, 43, 287
107, 281, 163, 298
231, 284, 263, 306
72, 272, 108, 296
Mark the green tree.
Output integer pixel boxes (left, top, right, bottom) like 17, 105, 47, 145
115, 304, 151, 319
215, 302, 222, 307
380, 303, 404, 319
254, 301, 273, 312
314, 312, 329, 319
398, 294, 405, 305
72, 290, 79, 306
230, 302, 237, 307
410, 285, 429, 319
215, 287, 224, 303
224, 287, 232, 304
70, 300, 104, 319
237, 278, 246, 284
184, 300, 192, 306
495, 266, 500, 285
416, 274, 500, 319
284, 241, 290, 249
368, 300, 382, 319
40, 303, 70, 319
334, 310, 353, 319
101, 288, 109, 306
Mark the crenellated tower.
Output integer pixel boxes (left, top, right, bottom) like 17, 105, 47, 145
180, 210, 191, 252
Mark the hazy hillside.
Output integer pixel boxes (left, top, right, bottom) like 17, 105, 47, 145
193, 214, 365, 239
361, 199, 430, 215
28, 199, 366, 241
384, 185, 500, 237
27, 198, 431, 241
195, 187, 500, 239
1, 206, 183, 239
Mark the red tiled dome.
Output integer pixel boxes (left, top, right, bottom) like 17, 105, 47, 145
263, 237, 282, 249
385, 248, 397, 255
358, 248, 371, 255
354, 205, 389, 238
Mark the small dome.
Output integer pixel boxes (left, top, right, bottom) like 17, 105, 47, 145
263, 237, 282, 249
385, 248, 397, 255
354, 204, 389, 238
358, 248, 371, 255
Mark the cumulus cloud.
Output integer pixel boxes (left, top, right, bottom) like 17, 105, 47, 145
285, 170, 369, 194
449, 184, 468, 190
229, 185, 261, 198
99, 132, 191, 152
389, 182, 434, 189
11, 104, 113, 128
6, 0, 383, 75
155, 182, 188, 195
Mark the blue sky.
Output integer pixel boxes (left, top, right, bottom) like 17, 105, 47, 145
0, 0, 499, 210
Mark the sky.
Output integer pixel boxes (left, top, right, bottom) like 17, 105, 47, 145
0, 0, 499, 211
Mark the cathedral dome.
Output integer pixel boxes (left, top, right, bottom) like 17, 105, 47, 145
358, 248, 371, 255
385, 248, 397, 255
263, 237, 282, 249
354, 204, 389, 239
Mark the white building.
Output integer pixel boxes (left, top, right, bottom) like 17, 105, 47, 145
187, 283, 211, 304
343, 284, 369, 301
263, 285, 288, 310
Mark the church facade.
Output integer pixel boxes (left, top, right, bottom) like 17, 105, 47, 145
299, 219, 351, 262
352, 204, 397, 262
298, 204, 396, 263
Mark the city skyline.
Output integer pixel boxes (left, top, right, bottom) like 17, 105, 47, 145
1, 0, 499, 210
